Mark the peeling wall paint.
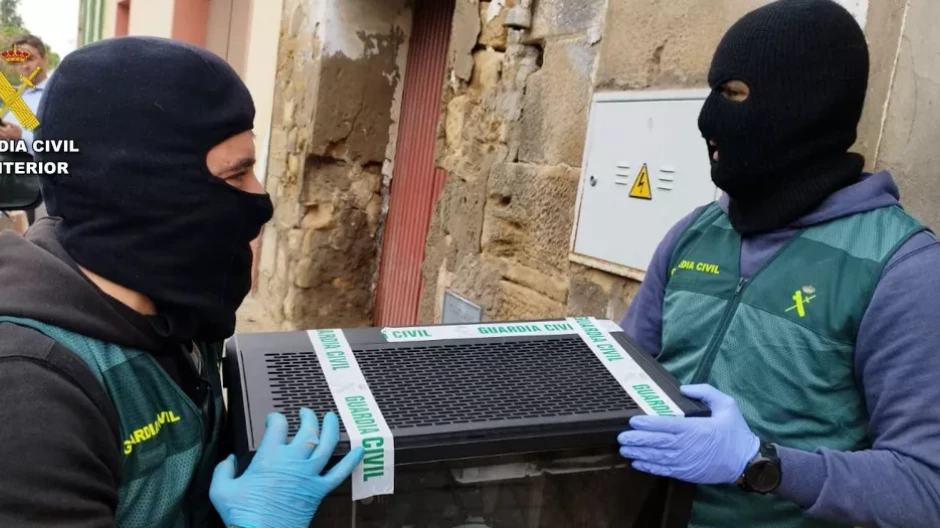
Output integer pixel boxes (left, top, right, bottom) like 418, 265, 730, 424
486, 0, 505, 22
312, 0, 411, 59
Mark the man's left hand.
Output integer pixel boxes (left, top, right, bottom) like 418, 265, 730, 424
617, 384, 760, 485
0, 123, 23, 140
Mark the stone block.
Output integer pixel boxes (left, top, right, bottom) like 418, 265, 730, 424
286, 154, 300, 179
566, 270, 608, 319
420, 211, 453, 324
529, 0, 606, 40
365, 195, 383, 233
349, 174, 377, 210
496, 257, 569, 303
445, 95, 473, 151
286, 229, 304, 253
302, 202, 335, 232
450, 255, 503, 311
479, 1, 510, 51
609, 278, 641, 323
428, 258, 453, 323
283, 98, 296, 125
566, 263, 639, 321
273, 199, 302, 231
235, 295, 278, 333
471, 48, 504, 92
294, 257, 315, 289
596, 0, 765, 90
275, 243, 288, 282
493, 280, 566, 320
482, 162, 581, 276
302, 156, 350, 205
436, 174, 488, 257
271, 126, 290, 158
259, 225, 278, 277
518, 38, 595, 167
348, 163, 382, 210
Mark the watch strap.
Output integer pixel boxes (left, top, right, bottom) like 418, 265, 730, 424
737, 441, 781, 494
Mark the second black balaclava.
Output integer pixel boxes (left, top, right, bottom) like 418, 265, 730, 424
35, 36, 273, 343
698, 0, 870, 235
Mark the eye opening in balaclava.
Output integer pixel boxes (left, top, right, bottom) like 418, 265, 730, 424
697, 0, 869, 236
35, 36, 274, 343
717, 80, 750, 103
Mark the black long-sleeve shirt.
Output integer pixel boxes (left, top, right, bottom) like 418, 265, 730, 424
0, 218, 216, 527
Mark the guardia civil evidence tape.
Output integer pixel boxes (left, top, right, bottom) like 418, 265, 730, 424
380, 319, 623, 342
568, 317, 684, 418
382, 318, 682, 417
308, 329, 394, 500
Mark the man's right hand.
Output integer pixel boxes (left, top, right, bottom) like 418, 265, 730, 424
209, 408, 364, 528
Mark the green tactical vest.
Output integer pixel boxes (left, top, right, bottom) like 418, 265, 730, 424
0, 316, 224, 528
659, 202, 924, 528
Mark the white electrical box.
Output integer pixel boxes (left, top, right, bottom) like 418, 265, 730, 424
569, 90, 720, 280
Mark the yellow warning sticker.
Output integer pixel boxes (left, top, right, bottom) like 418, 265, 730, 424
629, 164, 652, 200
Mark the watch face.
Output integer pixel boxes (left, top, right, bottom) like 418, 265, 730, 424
747, 460, 782, 493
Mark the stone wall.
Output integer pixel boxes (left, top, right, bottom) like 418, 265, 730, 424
237, 0, 412, 332
240, 0, 940, 334
418, 0, 926, 327
415, 1, 580, 322
420, 0, 747, 324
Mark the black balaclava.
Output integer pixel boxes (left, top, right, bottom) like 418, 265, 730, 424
35, 36, 273, 343
698, 0, 870, 235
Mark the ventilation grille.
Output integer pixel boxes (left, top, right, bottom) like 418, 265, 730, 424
266, 336, 640, 435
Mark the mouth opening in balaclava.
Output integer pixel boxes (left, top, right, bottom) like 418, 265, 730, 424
697, 0, 870, 235
34, 36, 273, 342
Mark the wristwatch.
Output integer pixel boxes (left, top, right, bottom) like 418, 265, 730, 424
737, 441, 782, 494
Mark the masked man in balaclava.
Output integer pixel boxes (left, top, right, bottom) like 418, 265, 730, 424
616, 1, 940, 527
0, 37, 363, 527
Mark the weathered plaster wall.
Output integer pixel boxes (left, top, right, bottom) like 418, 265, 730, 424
237, 0, 412, 332
873, 0, 940, 232
419, 0, 918, 327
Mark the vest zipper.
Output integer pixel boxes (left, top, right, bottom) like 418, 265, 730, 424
686, 228, 807, 385
690, 277, 749, 384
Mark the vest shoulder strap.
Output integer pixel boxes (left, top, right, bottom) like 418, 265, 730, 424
0, 319, 122, 453
668, 202, 727, 269
803, 204, 926, 266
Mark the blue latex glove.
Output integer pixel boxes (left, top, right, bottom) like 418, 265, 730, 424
617, 384, 760, 484
210, 408, 365, 528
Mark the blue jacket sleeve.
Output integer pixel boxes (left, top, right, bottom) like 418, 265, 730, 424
774, 231, 940, 527
620, 208, 702, 356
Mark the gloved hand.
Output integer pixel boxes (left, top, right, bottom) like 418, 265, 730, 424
617, 384, 759, 484
210, 408, 365, 528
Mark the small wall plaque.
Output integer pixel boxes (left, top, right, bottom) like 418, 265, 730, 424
442, 290, 483, 324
